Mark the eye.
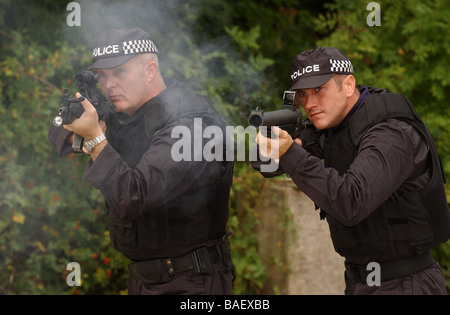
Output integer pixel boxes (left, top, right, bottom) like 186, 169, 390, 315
315, 87, 322, 92
115, 68, 125, 74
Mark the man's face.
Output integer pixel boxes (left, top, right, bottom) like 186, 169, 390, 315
95, 57, 148, 116
297, 76, 352, 130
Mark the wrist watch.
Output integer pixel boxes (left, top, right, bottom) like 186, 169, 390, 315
83, 133, 106, 152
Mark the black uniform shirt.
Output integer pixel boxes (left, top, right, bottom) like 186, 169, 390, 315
82, 116, 227, 222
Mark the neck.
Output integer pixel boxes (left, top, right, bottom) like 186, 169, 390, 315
331, 87, 364, 132
132, 74, 167, 114
147, 74, 167, 101
349, 88, 361, 108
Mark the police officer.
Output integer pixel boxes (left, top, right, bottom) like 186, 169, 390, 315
255, 47, 450, 295
49, 28, 234, 294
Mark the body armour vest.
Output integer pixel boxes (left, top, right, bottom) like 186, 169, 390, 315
104, 78, 233, 259
322, 87, 450, 258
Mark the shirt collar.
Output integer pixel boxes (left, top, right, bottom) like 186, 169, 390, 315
331, 85, 370, 132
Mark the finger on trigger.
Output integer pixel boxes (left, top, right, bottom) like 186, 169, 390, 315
76, 92, 93, 111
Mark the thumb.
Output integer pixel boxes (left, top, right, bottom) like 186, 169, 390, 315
272, 126, 289, 139
271, 126, 281, 137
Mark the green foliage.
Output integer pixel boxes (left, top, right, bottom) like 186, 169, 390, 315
433, 240, 450, 290
0, 1, 129, 293
228, 164, 270, 294
162, 23, 275, 125
186, 0, 323, 101
315, 0, 450, 109
423, 109, 450, 190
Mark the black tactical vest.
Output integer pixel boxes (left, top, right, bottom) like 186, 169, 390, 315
322, 88, 450, 257
105, 78, 233, 259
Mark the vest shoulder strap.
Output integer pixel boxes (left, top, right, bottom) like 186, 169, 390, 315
143, 86, 223, 138
350, 92, 446, 184
350, 92, 417, 146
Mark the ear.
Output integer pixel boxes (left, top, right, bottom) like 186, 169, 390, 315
143, 61, 158, 83
343, 75, 356, 97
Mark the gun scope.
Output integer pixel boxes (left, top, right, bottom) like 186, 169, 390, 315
75, 70, 98, 85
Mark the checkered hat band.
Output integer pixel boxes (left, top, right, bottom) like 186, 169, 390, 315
330, 59, 353, 73
123, 39, 159, 55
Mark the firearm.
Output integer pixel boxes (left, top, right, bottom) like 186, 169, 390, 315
248, 91, 302, 139
248, 91, 325, 158
52, 69, 115, 152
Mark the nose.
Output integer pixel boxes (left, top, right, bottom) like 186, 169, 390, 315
99, 73, 117, 92
104, 75, 118, 91
302, 93, 318, 111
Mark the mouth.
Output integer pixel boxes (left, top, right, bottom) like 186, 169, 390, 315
109, 95, 122, 102
310, 112, 323, 118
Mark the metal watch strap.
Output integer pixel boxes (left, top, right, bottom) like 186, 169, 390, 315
83, 133, 106, 152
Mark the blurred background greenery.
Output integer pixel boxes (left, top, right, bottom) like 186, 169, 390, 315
0, 0, 449, 294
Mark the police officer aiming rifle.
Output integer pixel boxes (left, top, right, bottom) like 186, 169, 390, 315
49, 28, 235, 295
254, 47, 450, 295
